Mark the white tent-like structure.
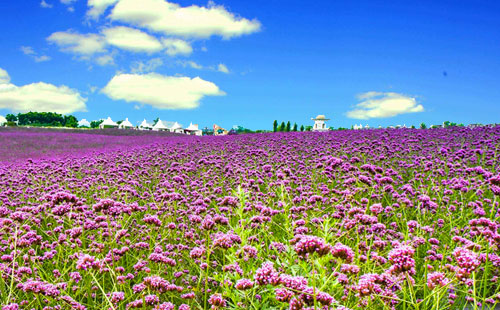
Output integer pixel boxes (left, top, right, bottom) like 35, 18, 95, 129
184, 123, 202, 136
119, 118, 134, 129
311, 115, 330, 132
170, 122, 183, 133
0, 115, 6, 126
78, 119, 90, 127
139, 119, 152, 130
99, 117, 118, 129
152, 119, 169, 131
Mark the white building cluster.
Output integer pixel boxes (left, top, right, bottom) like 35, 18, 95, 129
98, 116, 202, 136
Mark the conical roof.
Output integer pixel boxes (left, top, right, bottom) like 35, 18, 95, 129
153, 119, 169, 130
311, 114, 330, 121
186, 123, 199, 131
101, 117, 118, 126
139, 119, 152, 128
120, 118, 134, 128
170, 122, 183, 130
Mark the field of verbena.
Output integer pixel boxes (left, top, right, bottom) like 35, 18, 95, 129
1, 128, 500, 310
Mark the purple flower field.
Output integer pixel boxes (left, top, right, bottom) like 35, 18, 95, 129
1, 127, 500, 309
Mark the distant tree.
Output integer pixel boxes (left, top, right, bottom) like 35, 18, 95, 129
420, 123, 427, 129
5, 114, 17, 122
90, 120, 103, 128
63, 115, 78, 128
279, 121, 285, 132
273, 120, 278, 132
305, 126, 312, 131
153, 118, 159, 126
300, 125, 304, 132
285, 121, 291, 132
411, 125, 416, 129
116, 120, 123, 125
292, 123, 298, 131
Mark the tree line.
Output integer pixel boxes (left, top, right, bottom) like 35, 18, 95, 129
273, 120, 310, 132
5, 112, 78, 128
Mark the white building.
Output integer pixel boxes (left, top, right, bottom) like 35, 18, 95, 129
0, 115, 6, 126
139, 119, 152, 130
353, 124, 363, 130
170, 122, 183, 133
184, 123, 202, 136
78, 119, 90, 127
99, 117, 118, 129
311, 115, 330, 132
119, 118, 134, 129
152, 119, 169, 131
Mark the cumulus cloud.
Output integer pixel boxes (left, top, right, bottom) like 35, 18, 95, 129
40, 0, 53, 8
0, 68, 10, 84
102, 73, 224, 109
346, 92, 424, 120
130, 58, 163, 73
0, 68, 87, 114
87, 0, 119, 19
109, 0, 261, 39
217, 63, 229, 73
47, 31, 106, 55
20, 46, 51, 62
162, 38, 192, 56
179, 60, 203, 70
102, 26, 163, 53
48, 28, 192, 59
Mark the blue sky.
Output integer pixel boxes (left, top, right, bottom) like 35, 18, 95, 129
0, 0, 499, 130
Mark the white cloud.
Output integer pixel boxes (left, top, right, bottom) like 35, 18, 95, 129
217, 63, 229, 74
87, 0, 119, 19
346, 92, 424, 120
102, 26, 163, 53
20, 46, 35, 55
162, 38, 192, 56
0, 68, 87, 114
109, 0, 261, 39
130, 58, 163, 73
0, 68, 10, 84
60, 0, 77, 4
40, 0, 53, 8
34, 55, 51, 62
95, 54, 115, 66
102, 73, 224, 109
47, 31, 106, 55
179, 60, 203, 70
20, 46, 51, 62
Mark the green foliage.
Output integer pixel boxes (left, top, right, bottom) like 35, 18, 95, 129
305, 125, 312, 131
90, 120, 103, 129
153, 118, 159, 126
292, 123, 298, 131
285, 121, 291, 132
273, 120, 278, 132
279, 121, 286, 132
300, 125, 305, 132
5, 114, 17, 122
420, 122, 427, 129
14, 112, 78, 127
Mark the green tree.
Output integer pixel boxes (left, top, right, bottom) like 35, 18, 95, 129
420, 123, 427, 129
5, 114, 17, 122
153, 118, 159, 126
273, 120, 278, 132
300, 125, 304, 132
90, 120, 103, 128
292, 123, 298, 132
411, 125, 416, 129
279, 121, 285, 132
63, 115, 78, 128
305, 125, 312, 131
285, 121, 291, 132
